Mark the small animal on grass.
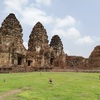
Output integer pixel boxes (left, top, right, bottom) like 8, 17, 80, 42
49, 78, 53, 84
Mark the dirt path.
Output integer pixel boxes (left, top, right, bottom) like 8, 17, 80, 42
0, 89, 21, 100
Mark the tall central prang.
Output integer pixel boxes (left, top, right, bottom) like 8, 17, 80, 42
27, 22, 50, 70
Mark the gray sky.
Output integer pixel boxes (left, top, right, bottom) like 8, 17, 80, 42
0, 0, 100, 58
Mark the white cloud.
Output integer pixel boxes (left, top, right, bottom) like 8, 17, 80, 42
3, 0, 54, 26
76, 36, 95, 45
21, 7, 54, 26
55, 16, 76, 28
4, 0, 94, 47
4, 0, 28, 12
52, 27, 80, 39
36, 0, 52, 6
3, 0, 78, 28
52, 29, 66, 36
66, 27, 80, 39
51, 15, 80, 40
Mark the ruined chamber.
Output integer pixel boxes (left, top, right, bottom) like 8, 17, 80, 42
0, 13, 26, 72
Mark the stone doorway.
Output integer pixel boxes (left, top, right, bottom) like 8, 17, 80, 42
27, 60, 32, 66
50, 58, 53, 65
18, 57, 22, 65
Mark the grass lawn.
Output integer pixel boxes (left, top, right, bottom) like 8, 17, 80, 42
0, 72, 100, 100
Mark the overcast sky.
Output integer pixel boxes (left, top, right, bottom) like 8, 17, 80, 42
0, 0, 100, 58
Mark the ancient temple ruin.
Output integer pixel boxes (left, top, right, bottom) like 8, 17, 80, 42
0, 13, 26, 72
27, 22, 51, 71
0, 13, 100, 73
0, 13, 66, 72
50, 35, 66, 69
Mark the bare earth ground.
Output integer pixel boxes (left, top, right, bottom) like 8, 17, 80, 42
0, 89, 21, 100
